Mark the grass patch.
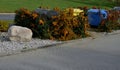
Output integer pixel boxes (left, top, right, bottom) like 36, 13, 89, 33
0, 20, 13, 31
0, 20, 13, 23
0, 0, 115, 13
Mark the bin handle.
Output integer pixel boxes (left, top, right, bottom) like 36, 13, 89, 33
99, 10, 107, 19
102, 13, 107, 19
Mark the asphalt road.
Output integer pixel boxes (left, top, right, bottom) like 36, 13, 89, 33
0, 34, 120, 70
0, 13, 15, 20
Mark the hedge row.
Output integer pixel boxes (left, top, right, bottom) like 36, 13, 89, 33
14, 7, 120, 40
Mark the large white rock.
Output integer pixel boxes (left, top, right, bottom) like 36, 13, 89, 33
8, 26, 33, 42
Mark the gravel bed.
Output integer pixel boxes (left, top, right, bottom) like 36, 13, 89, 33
0, 30, 120, 56
0, 32, 62, 56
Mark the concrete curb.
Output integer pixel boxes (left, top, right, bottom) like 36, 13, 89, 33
107, 30, 120, 35
0, 13, 15, 15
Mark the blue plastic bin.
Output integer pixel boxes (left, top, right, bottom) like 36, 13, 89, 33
87, 9, 107, 26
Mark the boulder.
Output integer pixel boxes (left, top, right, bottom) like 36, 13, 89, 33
8, 26, 33, 42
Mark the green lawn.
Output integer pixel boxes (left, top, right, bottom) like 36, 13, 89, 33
0, 0, 115, 13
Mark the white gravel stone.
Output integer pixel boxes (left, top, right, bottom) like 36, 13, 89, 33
0, 32, 62, 56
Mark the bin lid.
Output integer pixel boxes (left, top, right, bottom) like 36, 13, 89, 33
73, 9, 83, 13
87, 9, 107, 19
113, 7, 120, 11
88, 9, 107, 13
73, 8, 84, 16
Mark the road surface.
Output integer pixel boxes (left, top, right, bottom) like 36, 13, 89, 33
0, 34, 120, 70
0, 13, 15, 20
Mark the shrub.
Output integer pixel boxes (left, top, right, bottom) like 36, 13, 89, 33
15, 8, 32, 28
14, 8, 89, 41
98, 10, 120, 32
15, 8, 50, 38
48, 9, 89, 40
0, 20, 9, 32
